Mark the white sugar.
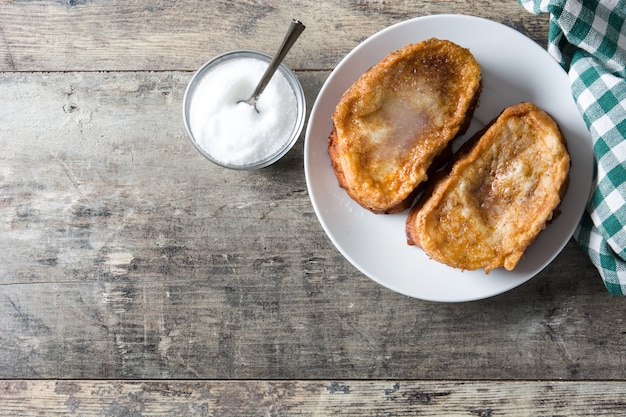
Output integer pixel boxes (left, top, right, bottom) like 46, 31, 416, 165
188, 57, 298, 166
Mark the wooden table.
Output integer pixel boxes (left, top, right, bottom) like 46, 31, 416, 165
1, 1, 625, 415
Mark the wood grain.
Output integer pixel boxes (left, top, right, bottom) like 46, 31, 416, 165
0, 71, 622, 381
1, 0, 623, 414
1, 380, 626, 416
0, 0, 549, 71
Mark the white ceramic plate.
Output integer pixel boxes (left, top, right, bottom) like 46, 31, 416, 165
304, 14, 594, 302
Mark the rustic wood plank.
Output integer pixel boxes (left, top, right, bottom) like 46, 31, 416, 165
0, 0, 550, 71
1, 380, 626, 416
3, 2, 625, 415
0, 71, 623, 380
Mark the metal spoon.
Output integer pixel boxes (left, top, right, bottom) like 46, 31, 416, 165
239, 19, 305, 112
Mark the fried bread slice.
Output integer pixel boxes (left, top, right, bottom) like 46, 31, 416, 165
329, 38, 482, 214
406, 102, 570, 273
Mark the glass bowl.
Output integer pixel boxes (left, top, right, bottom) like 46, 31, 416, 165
182, 50, 306, 170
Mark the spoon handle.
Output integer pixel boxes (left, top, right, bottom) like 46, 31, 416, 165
249, 19, 305, 101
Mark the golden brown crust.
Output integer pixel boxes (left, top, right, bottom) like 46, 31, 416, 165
328, 38, 482, 214
406, 102, 571, 273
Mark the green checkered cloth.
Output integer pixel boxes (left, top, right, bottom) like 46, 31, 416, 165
520, 0, 626, 294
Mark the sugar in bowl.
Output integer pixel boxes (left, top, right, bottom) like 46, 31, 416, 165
182, 21, 306, 170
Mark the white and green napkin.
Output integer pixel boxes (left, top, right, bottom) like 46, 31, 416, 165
519, 0, 626, 294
